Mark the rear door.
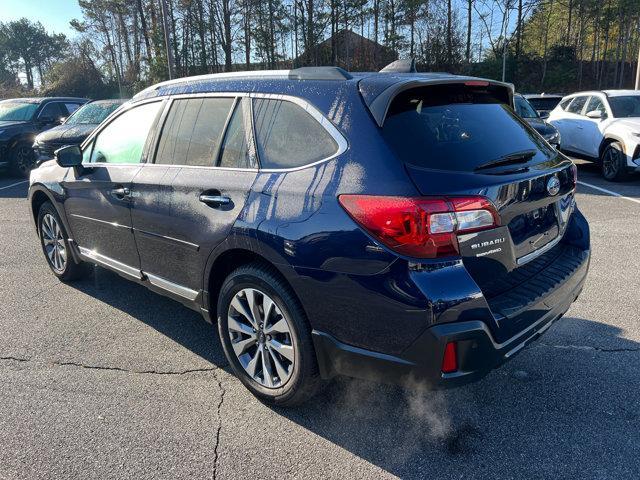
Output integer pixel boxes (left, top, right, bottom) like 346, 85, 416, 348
562, 95, 589, 152
130, 96, 258, 298
63, 100, 164, 277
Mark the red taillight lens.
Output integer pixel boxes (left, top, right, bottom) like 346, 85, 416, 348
338, 195, 499, 259
441, 342, 458, 373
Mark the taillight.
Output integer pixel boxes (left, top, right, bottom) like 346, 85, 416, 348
338, 195, 500, 259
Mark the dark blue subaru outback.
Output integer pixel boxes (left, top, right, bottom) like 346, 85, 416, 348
28, 67, 590, 405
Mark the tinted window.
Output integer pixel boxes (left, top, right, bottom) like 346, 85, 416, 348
382, 84, 553, 173
253, 98, 338, 169
0, 101, 38, 121
514, 96, 539, 119
39, 102, 64, 119
586, 96, 607, 118
528, 97, 562, 111
90, 101, 161, 164
608, 96, 640, 118
567, 96, 588, 114
219, 99, 256, 169
156, 97, 233, 167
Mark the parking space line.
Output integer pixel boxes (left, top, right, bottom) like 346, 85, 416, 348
577, 180, 640, 206
0, 180, 28, 191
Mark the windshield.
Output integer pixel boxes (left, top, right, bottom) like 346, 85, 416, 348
383, 84, 554, 172
526, 97, 562, 111
608, 96, 640, 118
0, 102, 38, 121
66, 101, 122, 125
514, 96, 539, 119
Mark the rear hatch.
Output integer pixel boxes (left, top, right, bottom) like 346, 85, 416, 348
380, 82, 581, 340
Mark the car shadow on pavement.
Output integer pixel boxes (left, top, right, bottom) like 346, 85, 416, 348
67, 268, 640, 478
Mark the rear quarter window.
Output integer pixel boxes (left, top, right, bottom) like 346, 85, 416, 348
252, 98, 339, 169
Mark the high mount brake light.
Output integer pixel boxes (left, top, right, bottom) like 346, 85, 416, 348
338, 195, 500, 259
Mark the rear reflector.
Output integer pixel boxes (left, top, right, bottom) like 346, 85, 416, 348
338, 195, 500, 258
442, 342, 458, 373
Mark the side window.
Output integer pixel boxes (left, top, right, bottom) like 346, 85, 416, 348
90, 101, 161, 164
586, 96, 607, 118
39, 102, 64, 119
218, 99, 256, 169
64, 103, 83, 116
567, 96, 588, 115
253, 98, 339, 169
559, 98, 572, 110
155, 97, 233, 167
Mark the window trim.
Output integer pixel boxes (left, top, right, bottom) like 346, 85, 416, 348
37, 101, 65, 119
141, 91, 348, 173
584, 94, 611, 119
80, 98, 165, 167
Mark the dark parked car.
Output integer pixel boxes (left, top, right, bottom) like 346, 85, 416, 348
0, 97, 88, 176
28, 68, 590, 406
514, 94, 561, 148
523, 93, 564, 118
33, 99, 127, 164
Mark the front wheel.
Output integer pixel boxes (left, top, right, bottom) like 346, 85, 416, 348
217, 263, 322, 406
601, 142, 630, 182
37, 202, 90, 281
10, 142, 37, 178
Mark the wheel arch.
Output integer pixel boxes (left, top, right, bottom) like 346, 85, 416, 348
204, 247, 307, 324
599, 134, 626, 159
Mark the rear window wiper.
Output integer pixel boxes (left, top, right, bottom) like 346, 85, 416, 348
474, 149, 538, 171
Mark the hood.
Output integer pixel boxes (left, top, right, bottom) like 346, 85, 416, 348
524, 118, 557, 136
0, 120, 28, 133
34, 123, 97, 145
610, 118, 640, 132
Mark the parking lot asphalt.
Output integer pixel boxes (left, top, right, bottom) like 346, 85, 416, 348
1, 161, 639, 479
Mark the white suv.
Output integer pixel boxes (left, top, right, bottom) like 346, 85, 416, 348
548, 90, 640, 181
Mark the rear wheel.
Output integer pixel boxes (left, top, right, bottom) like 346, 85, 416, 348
601, 141, 630, 182
217, 263, 322, 406
37, 202, 90, 281
10, 142, 37, 178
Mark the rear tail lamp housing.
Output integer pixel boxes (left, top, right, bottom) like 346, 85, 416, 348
338, 195, 500, 259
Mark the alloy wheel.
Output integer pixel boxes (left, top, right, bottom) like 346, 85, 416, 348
227, 288, 295, 388
15, 145, 36, 176
602, 147, 619, 179
41, 214, 67, 273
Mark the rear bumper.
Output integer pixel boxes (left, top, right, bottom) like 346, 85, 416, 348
313, 245, 589, 388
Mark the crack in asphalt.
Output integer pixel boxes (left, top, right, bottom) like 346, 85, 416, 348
0, 355, 227, 375
538, 342, 640, 353
212, 372, 226, 480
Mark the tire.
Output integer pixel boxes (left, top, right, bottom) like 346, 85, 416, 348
600, 141, 630, 182
217, 262, 322, 406
37, 202, 90, 281
10, 142, 37, 178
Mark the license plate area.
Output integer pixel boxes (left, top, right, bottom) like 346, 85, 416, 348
510, 193, 574, 263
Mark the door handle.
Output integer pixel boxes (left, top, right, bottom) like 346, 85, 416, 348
112, 186, 131, 199
199, 194, 231, 207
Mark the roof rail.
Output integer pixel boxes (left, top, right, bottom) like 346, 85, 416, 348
380, 59, 417, 73
288, 67, 352, 81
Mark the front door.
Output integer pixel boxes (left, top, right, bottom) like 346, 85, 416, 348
63, 101, 164, 278
130, 97, 258, 297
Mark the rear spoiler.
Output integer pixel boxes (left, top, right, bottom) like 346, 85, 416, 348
360, 76, 515, 127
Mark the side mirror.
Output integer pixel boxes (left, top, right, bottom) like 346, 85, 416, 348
55, 145, 82, 168
586, 110, 603, 119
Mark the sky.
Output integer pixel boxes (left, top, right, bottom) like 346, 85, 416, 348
2, 0, 83, 37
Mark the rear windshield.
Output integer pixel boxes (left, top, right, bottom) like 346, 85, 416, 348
527, 97, 562, 111
383, 84, 554, 172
